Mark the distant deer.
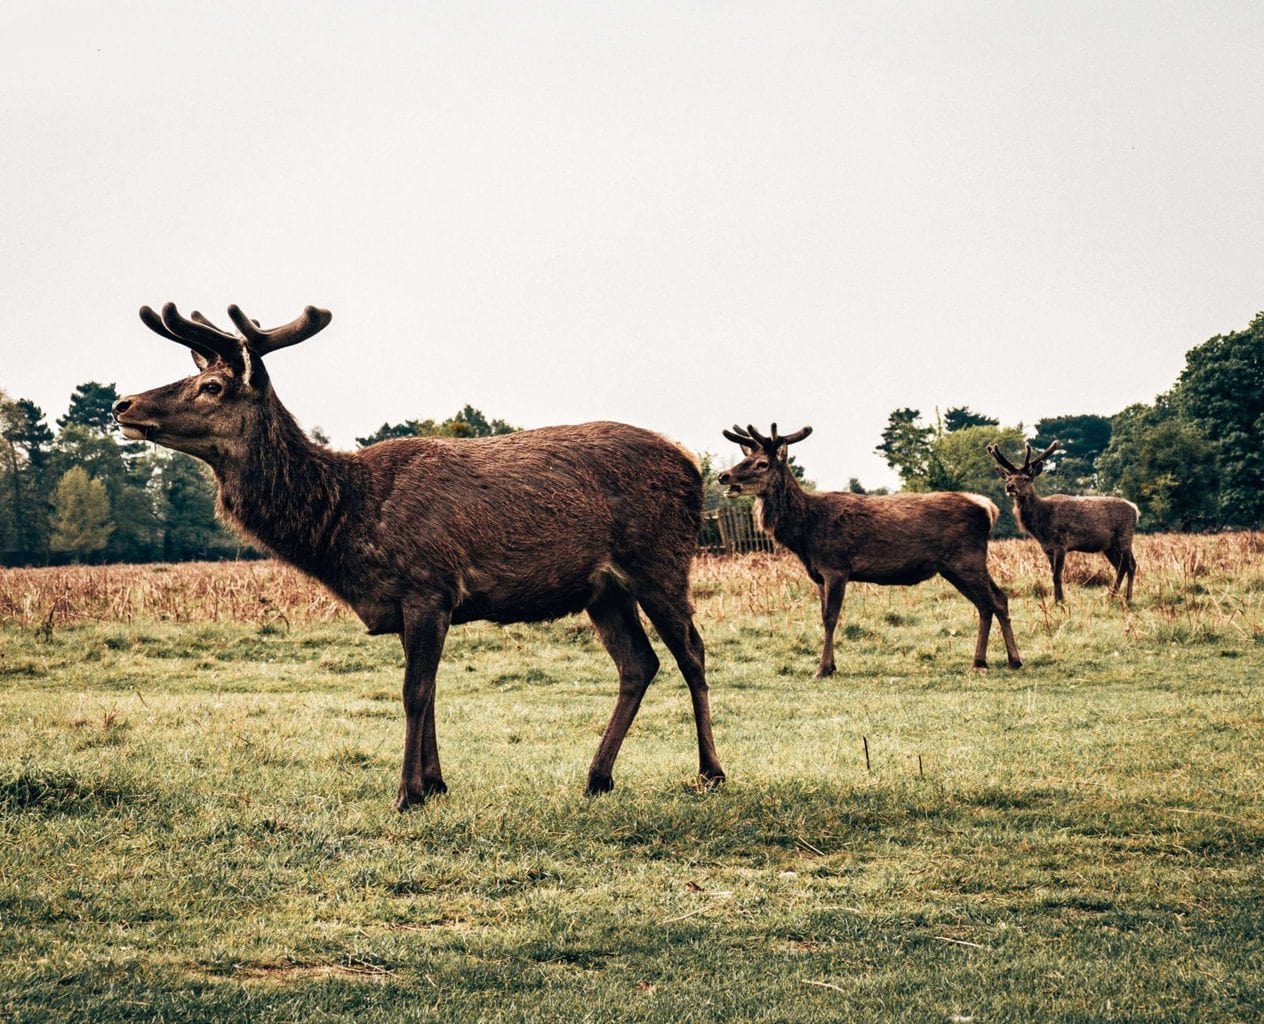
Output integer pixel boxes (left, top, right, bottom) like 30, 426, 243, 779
987, 440, 1138, 603
718, 424, 1022, 673
113, 302, 724, 809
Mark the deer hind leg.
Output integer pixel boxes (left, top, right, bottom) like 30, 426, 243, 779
816, 574, 846, 679
1124, 551, 1136, 602
397, 602, 451, 812
584, 586, 660, 795
989, 578, 1023, 668
1105, 547, 1126, 597
940, 565, 1008, 670
632, 582, 726, 787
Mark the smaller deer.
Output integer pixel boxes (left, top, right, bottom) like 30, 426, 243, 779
986, 440, 1139, 603
719, 424, 1022, 674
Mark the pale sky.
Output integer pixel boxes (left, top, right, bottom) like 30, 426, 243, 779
3, 2, 1262, 489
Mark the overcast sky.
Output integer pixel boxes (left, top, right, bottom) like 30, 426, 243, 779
3, 2, 1262, 489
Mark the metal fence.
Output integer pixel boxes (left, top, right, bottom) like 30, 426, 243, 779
701, 504, 777, 555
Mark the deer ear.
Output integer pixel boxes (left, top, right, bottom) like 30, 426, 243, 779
775, 442, 789, 462
190, 349, 210, 371
992, 464, 1009, 479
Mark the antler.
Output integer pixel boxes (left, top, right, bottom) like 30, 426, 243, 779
728, 423, 813, 452
138, 302, 332, 363
986, 443, 1020, 473
1023, 439, 1060, 475
777, 425, 813, 445
138, 302, 242, 365
227, 304, 332, 356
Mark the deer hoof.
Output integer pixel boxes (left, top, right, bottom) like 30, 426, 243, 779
814, 664, 836, 679
395, 779, 446, 812
973, 659, 989, 671
699, 768, 726, 789
1008, 657, 1024, 670
585, 772, 614, 796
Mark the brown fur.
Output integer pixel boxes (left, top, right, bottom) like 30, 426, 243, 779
988, 442, 1138, 602
114, 303, 725, 809
720, 425, 1022, 673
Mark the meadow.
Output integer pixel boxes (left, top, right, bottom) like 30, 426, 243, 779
1, 533, 1262, 1023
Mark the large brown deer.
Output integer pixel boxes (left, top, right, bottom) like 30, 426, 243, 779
113, 302, 724, 809
718, 424, 1022, 674
987, 440, 1139, 602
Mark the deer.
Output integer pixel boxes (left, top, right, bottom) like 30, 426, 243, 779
718, 424, 1022, 674
986, 440, 1139, 603
112, 302, 725, 810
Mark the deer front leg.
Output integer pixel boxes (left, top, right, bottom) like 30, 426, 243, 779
396, 601, 451, 812
815, 575, 846, 679
1044, 547, 1066, 603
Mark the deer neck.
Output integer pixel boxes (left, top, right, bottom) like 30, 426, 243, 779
1013, 487, 1051, 536
212, 396, 364, 582
755, 469, 814, 552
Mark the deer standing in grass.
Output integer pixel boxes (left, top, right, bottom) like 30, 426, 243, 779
987, 440, 1139, 603
718, 424, 1022, 674
113, 302, 724, 809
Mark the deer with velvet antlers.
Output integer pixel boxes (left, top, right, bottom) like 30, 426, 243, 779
987, 440, 1139, 603
113, 302, 725, 809
719, 424, 1022, 674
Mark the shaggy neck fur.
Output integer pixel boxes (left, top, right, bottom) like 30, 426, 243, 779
1012, 488, 1050, 537
212, 393, 365, 589
756, 467, 817, 555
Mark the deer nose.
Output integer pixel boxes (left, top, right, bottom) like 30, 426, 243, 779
718, 471, 731, 485
112, 398, 133, 418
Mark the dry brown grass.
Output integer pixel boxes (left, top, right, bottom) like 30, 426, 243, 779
1, 531, 1261, 632
0, 560, 346, 627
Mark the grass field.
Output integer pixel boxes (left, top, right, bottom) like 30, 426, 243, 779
2, 534, 1262, 1022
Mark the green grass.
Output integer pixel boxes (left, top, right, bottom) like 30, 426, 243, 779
2, 561, 1263, 1022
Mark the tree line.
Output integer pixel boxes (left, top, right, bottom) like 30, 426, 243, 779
865, 312, 1262, 536
1, 311, 1260, 563
0, 389, 520, 566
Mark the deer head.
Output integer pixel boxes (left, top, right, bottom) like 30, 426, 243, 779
717, 423, 813, 496
986, 440, 1059, 498
112, 302, 331, 461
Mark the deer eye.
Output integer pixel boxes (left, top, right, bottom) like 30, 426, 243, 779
200, 380, 223, 396
755, 459, 769, 469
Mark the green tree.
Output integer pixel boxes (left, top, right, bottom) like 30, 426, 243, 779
876, 408, 934, 486
847, 477, 890, 495
49, 466, 113, 559
357, 406, 519, 448
1097, 402, 1217, 531
918, 424, 1027, 536
449, 404, 516, 438
157, 453, 239, 560
356, 421, 421, 447
1029, 414, 1112, 492
52, 424, 160, 561
58, 381, 122, 435
943, 406, 999, 432
1, 393, 56, 563
876, 410, 1022, 531
1172, 312, 1264, 526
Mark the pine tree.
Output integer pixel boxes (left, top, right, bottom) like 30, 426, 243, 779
49, 466, 113, 559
